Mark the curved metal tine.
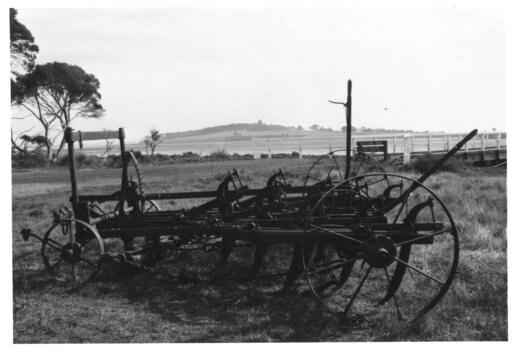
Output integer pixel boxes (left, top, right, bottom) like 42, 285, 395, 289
307, 255, 362, 276
233, 168, 244, 188
308, 223, 364, 245
331, 153, 344, 181
393, 256, 444, 285
279, 168, 287, 186
396, 228, 452, 247
384, 267, 404, 321
343, 266, 372, 317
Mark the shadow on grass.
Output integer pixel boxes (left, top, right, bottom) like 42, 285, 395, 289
92, 261, 346, 342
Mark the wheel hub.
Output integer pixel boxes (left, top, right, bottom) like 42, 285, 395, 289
363, 235, 397, 268
61, 242, 82, 263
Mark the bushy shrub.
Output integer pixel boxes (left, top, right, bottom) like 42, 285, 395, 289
154, 153, 170, 161
209, 147, 230, 160
55, 152, 103, 168
132, 150, 143, 161
11, 151, 48, 168
103, 154, 122, 168
402, 153, 467, 174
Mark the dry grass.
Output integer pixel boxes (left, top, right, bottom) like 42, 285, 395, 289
12, 159, 507, 342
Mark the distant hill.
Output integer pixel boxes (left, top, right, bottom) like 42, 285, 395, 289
164, 122, 296, 138
163, 122, 421, 140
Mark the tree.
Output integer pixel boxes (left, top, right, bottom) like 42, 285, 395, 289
10, 8, 39, 80
12, 62, 105, 162
144, 129, 164, 157
309, 124, 320, 130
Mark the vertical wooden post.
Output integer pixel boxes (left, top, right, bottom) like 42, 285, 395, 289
393, 136, 397, 154
447, 134, 451, 151
410, 135, 414, 153
65, 127, 79, 209
496, 133, 501, 150
345, 80, 352, 177
481, 133, 486, 151
119, 128, 128, 216
427, 134, 431, 153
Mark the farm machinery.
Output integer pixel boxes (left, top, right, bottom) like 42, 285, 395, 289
20, 80, 477, 322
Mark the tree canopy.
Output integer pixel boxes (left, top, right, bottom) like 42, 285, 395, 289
12, 62, 105, 160
14, 62, 104, 123
10, 8, 39, 78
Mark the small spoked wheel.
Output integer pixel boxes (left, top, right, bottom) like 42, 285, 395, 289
42, 218, 104, 286
302, 173, 459, 322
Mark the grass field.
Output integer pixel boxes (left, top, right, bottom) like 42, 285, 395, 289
12, 159, 507, 342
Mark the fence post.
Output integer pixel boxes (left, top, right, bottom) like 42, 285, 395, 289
403, 135, 412, 164
410, 135, 414, 153
447, 134, 451, 151
393, 136, 397, 154
496, 133, 501, 150
427, 135, 431, 153
299, 145, 302, 159
481, 133, 486, 151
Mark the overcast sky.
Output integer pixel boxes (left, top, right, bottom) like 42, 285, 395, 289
14, 6, 504, 141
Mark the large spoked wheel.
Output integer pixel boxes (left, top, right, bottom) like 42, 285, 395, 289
284, 150, 387, 291
42, 218, 104, 286
302, 173, 459, 322
303, 149, 346, 188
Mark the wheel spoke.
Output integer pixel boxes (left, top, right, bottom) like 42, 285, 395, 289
49, 259, 64, 270
396, 228, 451, 247
45, 241, 64, 253
309, 223, 364, 245
309, 174, 322, 182
393, 257, 444, 285
384, 267, 403, 321
343, 266, 372, 316
72, 264, 78, 282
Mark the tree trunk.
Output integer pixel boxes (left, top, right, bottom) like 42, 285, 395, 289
53, 136, 66, 162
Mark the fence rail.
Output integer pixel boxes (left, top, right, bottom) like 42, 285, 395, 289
351, 132, 506, 154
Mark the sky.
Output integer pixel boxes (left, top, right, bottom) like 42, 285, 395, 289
12, 5, 505, 141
